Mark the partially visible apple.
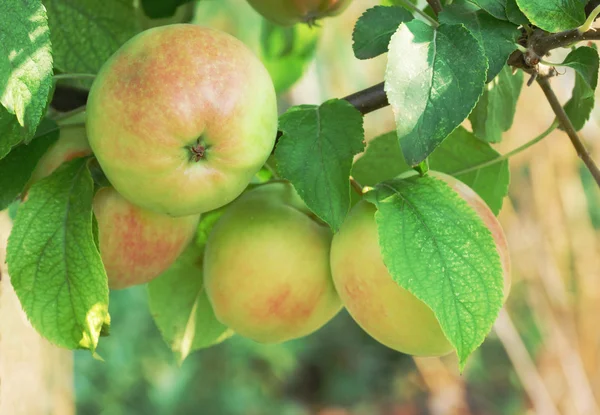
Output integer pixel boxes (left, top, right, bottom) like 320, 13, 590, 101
93, 187, 199, 289
204, 182, 341, 343
86, 24, 278, 217
247, 0, 352, 26
330, 171, 511, 356
29, 122, 200, 290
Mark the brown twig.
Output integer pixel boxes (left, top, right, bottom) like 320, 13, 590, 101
537, 76, 600, 188
426, 0, 443, 15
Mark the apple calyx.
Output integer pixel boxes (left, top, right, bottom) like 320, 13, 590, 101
189, 139, 209, 162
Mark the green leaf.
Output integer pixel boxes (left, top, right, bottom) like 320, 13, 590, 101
469, 66, 523, 142
0, 0, 53, 134
275, 99, 365, 231
141, 0, 192, 18
562, 46, 599, 131
385, 20, 488, 166
428, 127, 510, 215
0, 118, 59, 210
44, 0, 140, 74
367, 175, 504, 368
0, 106, 29, 159
352, 127, 509, 214
506, 0, 529, 25
352, 5, 413, 60
6, 158, 109, 351
260, 20, 320, 94
149, 211, 233, 364
467, 0, 508, 20
515, 0, 586, 32
439, 1, 520, 82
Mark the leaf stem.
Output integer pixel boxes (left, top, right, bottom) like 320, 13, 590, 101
52, 106, 86, 124
350, 176, 364, 195
579, 4, 600, 33
53, 73, 97, 81
537, 76, 600, 188
396, 0, 439, 28
450, 122, 558, 176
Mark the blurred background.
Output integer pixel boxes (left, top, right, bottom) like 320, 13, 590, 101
2, 0, 600, 414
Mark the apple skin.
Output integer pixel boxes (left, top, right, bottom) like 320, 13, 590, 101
86, 24, 278, 217
330, 171, 511, 356
204, 182, 341, 343
93, 187, 199, 289
247, 0, 352, 26
29, 124, 200, 290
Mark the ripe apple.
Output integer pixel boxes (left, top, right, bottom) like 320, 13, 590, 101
330, 171, 511, 356
204, 182, 341, 343
247, 0, 352, 26
86, 24, 278, 217
29, 123, 200, 290
93, 187, 199, 289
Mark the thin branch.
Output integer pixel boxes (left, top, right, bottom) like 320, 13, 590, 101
450, 122, 558, 176
532, 28, 600, 57
426, 0, 443, 15
342, 82, 388, 115
537, 76, 600, 188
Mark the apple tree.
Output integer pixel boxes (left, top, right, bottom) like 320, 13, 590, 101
1, 0, 600, 371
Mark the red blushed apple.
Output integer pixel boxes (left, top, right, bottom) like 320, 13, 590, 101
30, 122, 200, 290
247, 0, 352, 26
330, 171, 511, 356
86, 24, 278, 217
204, 182, 341, 343
93, 187, 199, 289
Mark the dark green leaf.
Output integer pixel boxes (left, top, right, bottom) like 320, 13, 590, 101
6, 158, 109, 351
367, 175, 504, 368
141, 0, 193, 18
506, 0, 529, 25
467, 0, 508, 20
352, 127, 510, 214
352, 6, 413, 60
469, 66, 523, 142
562, 46, 599, 130
0, 106, 29, 159
275, 99, 365, 231
44, 0, 140, 75
0, 118, 59, 210
440, 1, 520, 82
385, 20, 487, 166
260, 20, 320, 93
0, 0, 53, 134
515, 0, 586, 32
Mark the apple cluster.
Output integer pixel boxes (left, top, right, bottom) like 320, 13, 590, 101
35, 22, 509, 357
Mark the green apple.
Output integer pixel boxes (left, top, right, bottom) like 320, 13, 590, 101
330, 171, 511, 356
93, 187, 199, 289
86, 24, 278, 217
204, 182, 341, 343
247, 0, 352, 26
30, 123, 200, 290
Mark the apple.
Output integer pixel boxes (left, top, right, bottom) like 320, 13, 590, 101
29, 123, 200, 290
204, 182, 341, 343
86, 24, 278, 217
93, 187, 199, 289
247, 0, 352, 26
330, 171, 511, 356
